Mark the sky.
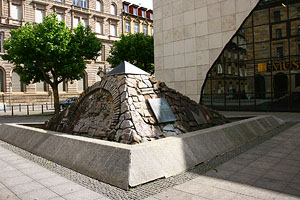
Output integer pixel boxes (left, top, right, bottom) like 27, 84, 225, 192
125, 0, 153, 9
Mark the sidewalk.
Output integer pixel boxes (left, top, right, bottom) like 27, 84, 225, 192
0, 112, 300, 200
0, 144, 109, 200
145, 119, 300, 200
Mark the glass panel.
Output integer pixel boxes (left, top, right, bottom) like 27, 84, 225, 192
270, 5, 287, 23
96, 0, 102, 12
271, 22, 287, 39
271, 39, 289, 58
240, 93, 254, 111
11, 4, 21, 20
253, 9, 269, 26
56, 13, 63, 22
290, 20, 300, 36
254, 25, 270, 43
290, 38, 300, 56
254, 42, 270, 60
288, 2, 300, 19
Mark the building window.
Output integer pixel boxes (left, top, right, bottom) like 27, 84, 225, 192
101, 45, 105, 61
150, 13, 153, 20
56, 0, 63, 2
125, 21, 130, 33
73, 17, 79, 28
0, 34, 3, 53
298, 7, 300, 17
298, 25, 300, 36
135, 23, 139, 33
143, 25, 147, 35
276, 28, 282, 38
274, 11, 281, 22
0, 68, 4, 92
96, 0, 102, 12
11, 4, 21, 20
110, 24, 117, 36
276, 46, 283, 58
56, 13, 64, 22
298, 43, 300, 55
124, 5, 128, 13
133, 7, 137, 15
73, 0, 79, 6
73, 0, 87, 8
110, 4, 116, 15
35, 9, 44, 23
81, 18, 88, 27
217, 64, 223, 74
142, 10, 146, 18
81, 0, 87, 8
96, 21, 103, 34
151, 28, 154, 36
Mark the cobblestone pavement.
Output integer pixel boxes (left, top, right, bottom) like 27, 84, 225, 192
0, 112, 300, 200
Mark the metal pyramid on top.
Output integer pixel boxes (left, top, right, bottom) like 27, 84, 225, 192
105, 61, 150, 76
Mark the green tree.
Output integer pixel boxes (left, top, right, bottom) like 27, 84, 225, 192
2, 14, 102, 113
107, 33, 154, 73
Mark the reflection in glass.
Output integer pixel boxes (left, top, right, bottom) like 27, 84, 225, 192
200, 0, 300, 111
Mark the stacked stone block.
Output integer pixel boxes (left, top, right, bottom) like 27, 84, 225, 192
46, 74, 227, 144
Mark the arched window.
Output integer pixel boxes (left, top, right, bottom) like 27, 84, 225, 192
11, 71, 25, 92
110, 3, 116, 15
36, 81, 48, 92
77, 72, 88, 92
58, 81, 67, 92
0, 67, 5, 92
96, 0, 102, 12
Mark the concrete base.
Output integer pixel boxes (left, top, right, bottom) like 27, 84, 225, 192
0, 115, 284, 190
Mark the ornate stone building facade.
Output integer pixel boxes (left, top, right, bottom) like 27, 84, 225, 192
154, 0, 300, 112
0, 0, 122, 105
122, 1, 153, 36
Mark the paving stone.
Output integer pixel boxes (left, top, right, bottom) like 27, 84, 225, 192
271, 164, 300, 175
49, 182, 86, 196
1, 175, 33, 187
151, 188, 204, 200
216, 162, 245, 172
252, 177, 289, 192
263, 170, 295, 182
227, 172, 260, 185
0, 170, 23, 178
239, 166, 268, 177
283, 183, 300, 197
10, 181, 46, 195
205, 169, 236, 179
18, 188, 59, 200
62, 188, 110, 200
38, 176, 71, 187
0, 188, 20, 200
256, 156, 281, 164
29, 171, 58, 180
249, 160, 276, 169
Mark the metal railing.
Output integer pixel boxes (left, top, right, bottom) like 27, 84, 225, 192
0, 103, 55, 116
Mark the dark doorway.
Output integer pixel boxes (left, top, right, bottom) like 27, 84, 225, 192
274, 73, 288, 98
255, 75, 266, 99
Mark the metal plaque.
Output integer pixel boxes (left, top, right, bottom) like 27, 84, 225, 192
148, 98, 176, 123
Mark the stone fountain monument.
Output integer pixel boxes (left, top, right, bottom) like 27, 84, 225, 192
46, 61, 228, 144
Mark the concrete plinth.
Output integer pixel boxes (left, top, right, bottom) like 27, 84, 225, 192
0, 115, 284, 190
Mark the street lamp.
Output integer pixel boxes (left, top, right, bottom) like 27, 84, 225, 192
97, 64, 107, 78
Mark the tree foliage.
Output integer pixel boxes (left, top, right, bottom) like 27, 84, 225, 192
107, 33, 154, 73
3, 14, 102, 113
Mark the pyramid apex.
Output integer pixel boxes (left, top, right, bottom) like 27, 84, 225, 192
105, 61, 150, 76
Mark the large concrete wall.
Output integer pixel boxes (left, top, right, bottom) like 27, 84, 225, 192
153, 0, 260, 102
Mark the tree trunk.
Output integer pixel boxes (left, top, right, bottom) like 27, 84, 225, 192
52, 84, 60, 114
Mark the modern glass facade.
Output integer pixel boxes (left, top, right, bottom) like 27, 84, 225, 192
201, 0, 300, 112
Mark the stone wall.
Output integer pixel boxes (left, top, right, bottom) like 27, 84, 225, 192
46, 74, 227, 144
153, 0, 260, 102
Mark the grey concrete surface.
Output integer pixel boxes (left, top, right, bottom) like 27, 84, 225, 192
0, 115, 283, 189
0, 144, 109, 200
145, 120, 300, 200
